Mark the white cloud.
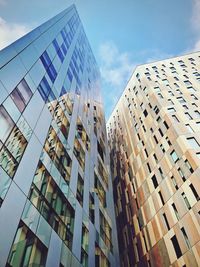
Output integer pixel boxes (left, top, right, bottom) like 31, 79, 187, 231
98, 41, 137, 119
189, 0, 200, 52
99, 41, 136, 88
0, 17, 30, 50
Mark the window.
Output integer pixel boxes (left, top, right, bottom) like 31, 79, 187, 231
163, 121, 169, 130
152, 175, 158, 189
170, 150, 179, 163
185, 159, 194, 173
158, 191, 165, 205
81, 224, 89, 267
0, 106, 14, 142
184, 80, 192, 86
178, 167, 186, 182
172, 115, 179, 122
99, 211, 112, 250
177, 97, 185, 103
6, 221, 47, 267
94, 173, 106, 207
171, 235, 182, 258
163, 213, 170, 230
181, 192, 191, 210
29, 161, 75, 249
89, 193, 95, 224
38, 77, 51, 103
181, 227, 190, 248
172, 203, 179, 220
187, 137, 200, 150
143, 109, 148, 117
10, 79, 32, 113
168, 107, 176, 113
171, 176, 178, 190
185, 124, 193, 133
190, 183, 199, 201
77, 174, 84, 206
185, 112, 192, 120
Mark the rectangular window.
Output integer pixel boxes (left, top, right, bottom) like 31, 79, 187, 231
190, 183, 199, 201
185, 112, 192, 120
181, 227, 190, 248
40, 51, 51, 70
172, 203, 179, 220
76, 174, 84, 206
152, 175, 158, 189
163, 213, 170, 230
171, 176, 178, 190
0, 106, 14, 142
6, 221, 47, 267
158, 191, 165, 205
170, 150, 179, 163
185, 124, 193, 133
171, 235, 182, 258
38, 77, 51, 103
11, 79, 33, 112
181, 192, 191, 210
187, 137, 200, 149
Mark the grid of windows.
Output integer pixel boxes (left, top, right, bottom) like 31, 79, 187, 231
107, 52, 200, 267
0, 5, 119, 267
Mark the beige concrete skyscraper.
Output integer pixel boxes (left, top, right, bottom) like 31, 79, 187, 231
107, 52, 200, 267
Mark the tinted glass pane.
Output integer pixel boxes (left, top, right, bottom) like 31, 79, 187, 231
17, 79, 32, 104
0, 105, 14, 142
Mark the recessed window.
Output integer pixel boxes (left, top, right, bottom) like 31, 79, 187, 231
171, 235, 182, 259
163, 213, 170, 230
168, 107, 176, 113
185, 112, 192, 120
170, 150, 179, 163
181, 227, 190, 249
185, 124, 193, 133
152, 175, 158, 189
11, 79, 32, 112
181, 192, 191, 210
172, 203, 180, 220
187, 137, 200, 150
184, 80, 192, 86
158, 191, 165, 205
190, 183, 199, 201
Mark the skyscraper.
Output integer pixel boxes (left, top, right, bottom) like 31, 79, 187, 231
0, 5, 119, 267
107, 52, 200, 267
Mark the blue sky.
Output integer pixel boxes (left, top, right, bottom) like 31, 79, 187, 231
0, 0, 200, 119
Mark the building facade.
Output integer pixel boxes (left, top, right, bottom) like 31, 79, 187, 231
0, 5, 119, 267
107, 52, 200, 267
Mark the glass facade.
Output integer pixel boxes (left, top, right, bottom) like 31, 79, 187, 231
0, 5, 119, 267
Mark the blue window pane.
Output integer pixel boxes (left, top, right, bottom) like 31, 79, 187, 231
61, 44, 67, 56
67, 69, 73, 83
48, 90, 56, 102
61, 30, 66, 41
40, 51, 51, 70
47, 64, 57, 83
60, 86, 67, 97
53, 39, 59, 52
57, 49, 64, 63
64, 38, 69, 49
72, 55, 79, 73
38, 77, 51, 103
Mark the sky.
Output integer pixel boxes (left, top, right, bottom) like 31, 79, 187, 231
0, 0, 200, 119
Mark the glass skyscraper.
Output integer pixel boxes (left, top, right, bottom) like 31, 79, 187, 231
0, 5, 119, 267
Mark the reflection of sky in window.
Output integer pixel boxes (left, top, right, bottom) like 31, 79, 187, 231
0, 106, 14, 142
